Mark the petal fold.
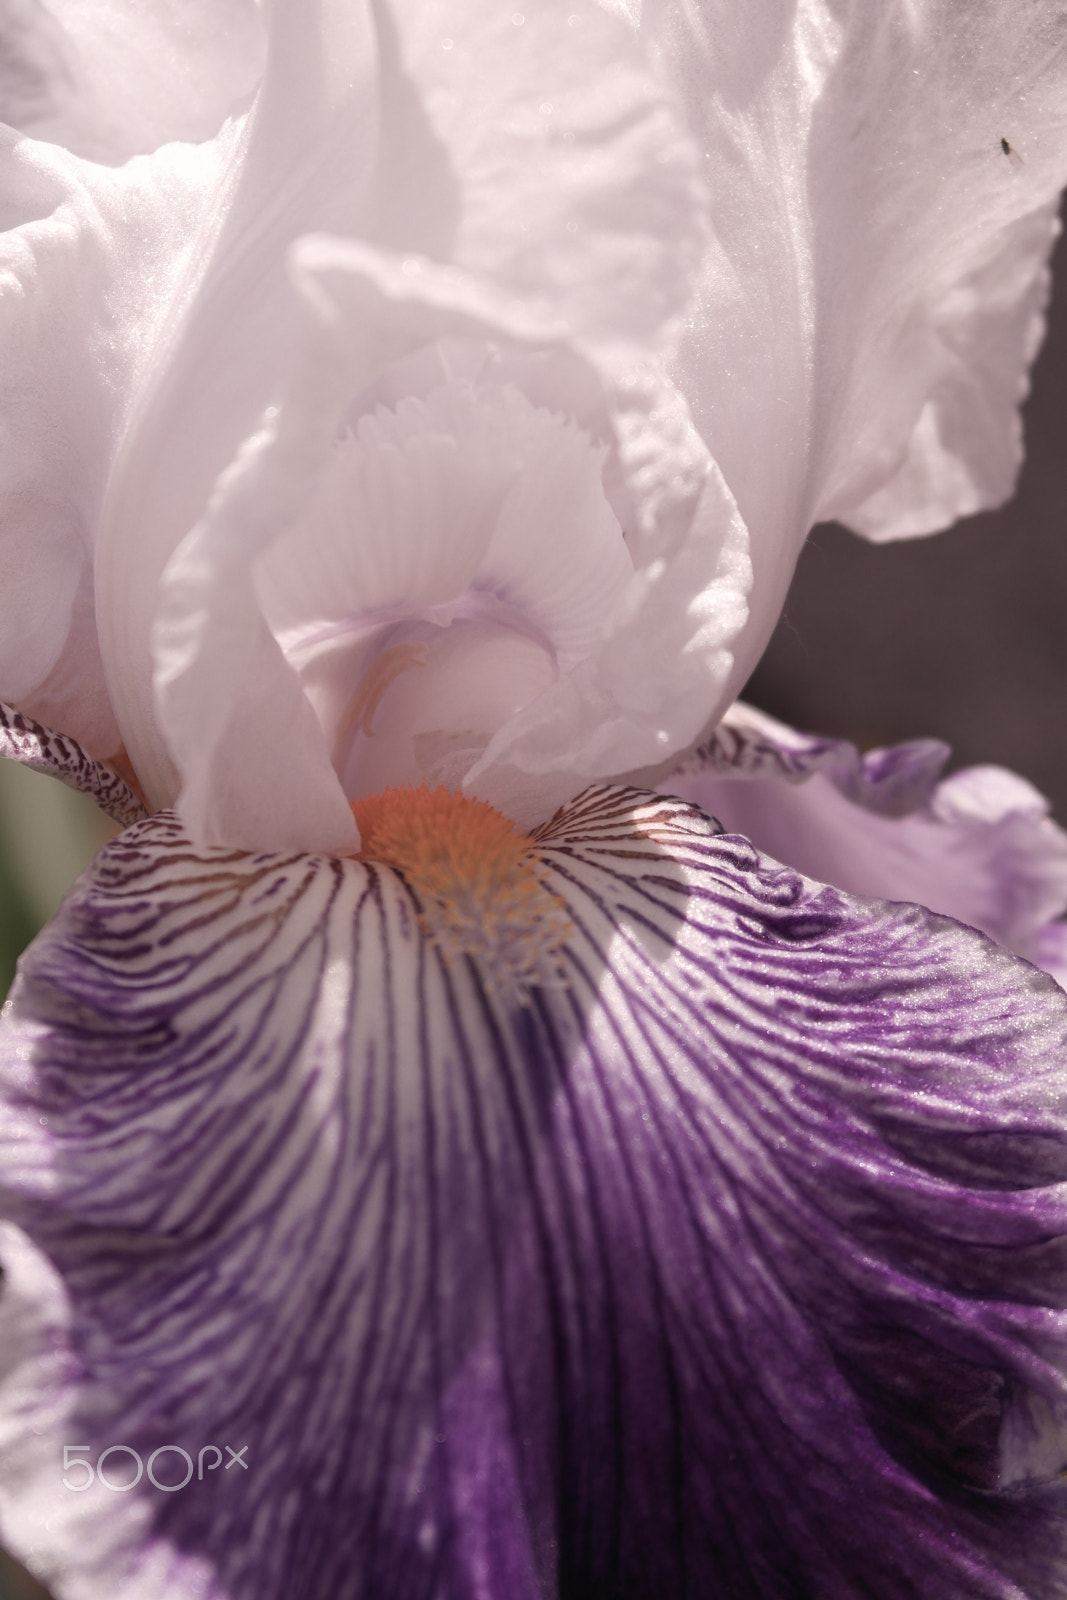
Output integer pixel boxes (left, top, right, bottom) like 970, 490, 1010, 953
3, 790, 1067, 1596
666, 701, 1067, 979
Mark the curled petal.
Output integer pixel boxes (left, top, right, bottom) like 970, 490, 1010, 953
152, 246, 566, 853
465, 452, 751, 822
667, 701, 1067, 978
3, 791, 1067, 1595
643, 0, 1067, 702
155, 220, 746, 849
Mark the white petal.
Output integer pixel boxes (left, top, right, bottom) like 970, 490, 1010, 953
253, 381, 635, 811
0, 128, 234, 755
96, 0, 705, 836
95, 2, 380, 811
152, 253, 558, 852
467, 453, 751, 827
1, 0, 265, 163
640, 0, 1067, 701
375, 0, 707, 342
847, 202, 1060, 541
147, 0, 713, 851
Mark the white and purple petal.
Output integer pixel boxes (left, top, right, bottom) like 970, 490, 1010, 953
668, 701, 1067, 981
2, 789, 1067, 1597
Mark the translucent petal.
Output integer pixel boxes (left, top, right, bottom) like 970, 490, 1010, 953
0, 128, 235, 755
0, 0, 265, 163
0, 702, 145, 826
93, 0, 708, 835
639, 0, 1067, 704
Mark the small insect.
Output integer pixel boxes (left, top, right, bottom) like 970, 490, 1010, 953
1000, 136, 1024, 167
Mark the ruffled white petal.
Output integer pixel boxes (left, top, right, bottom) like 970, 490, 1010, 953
1, 0, 265, 163
846, 201, 1061, 541
666, 701, 1067, 980
253, 380, 635, 813
636, 0, 1067, 705
466, 451, 750, 824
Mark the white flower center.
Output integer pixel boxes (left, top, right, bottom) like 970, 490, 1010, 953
255, 382, 633, 807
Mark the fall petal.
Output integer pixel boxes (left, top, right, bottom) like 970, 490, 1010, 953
666, 701, 1067, 978
3, 791, 1067, 1596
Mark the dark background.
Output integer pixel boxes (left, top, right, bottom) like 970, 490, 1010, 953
746, 211, 1067, 821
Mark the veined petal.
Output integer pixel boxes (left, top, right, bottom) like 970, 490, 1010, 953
639, 0, 1067, 706
666, 701, 1067, 979
0, 1, 265, 163
3, 790, 1067, 1596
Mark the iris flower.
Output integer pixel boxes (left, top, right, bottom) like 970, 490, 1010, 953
3, 2, 1067, 1596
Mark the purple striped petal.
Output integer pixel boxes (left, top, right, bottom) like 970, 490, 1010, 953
668, 702, 1067, 980
2, 788, 1067, 1598
0, 703, 147, 828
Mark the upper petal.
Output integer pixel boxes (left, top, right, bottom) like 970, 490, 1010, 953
0, 0, 265, 163
133, 0, 715, 849
0, 126, 236, 755
640, 0, 1067, 704
3, 789, 1067, 1596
